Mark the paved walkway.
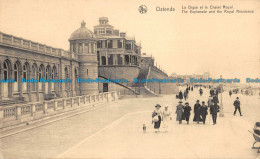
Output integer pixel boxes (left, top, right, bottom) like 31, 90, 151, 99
1, 87, 260, 159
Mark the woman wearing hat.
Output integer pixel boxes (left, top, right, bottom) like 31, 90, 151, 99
176, 101, 184, 124
193, 100, 202, 123
152, 104, 162, 132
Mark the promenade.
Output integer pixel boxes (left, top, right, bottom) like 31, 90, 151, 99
1, 87, 259, 159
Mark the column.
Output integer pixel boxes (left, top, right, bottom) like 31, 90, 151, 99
0, 69, 2, 99
106, 53, 108, 65
122, 55, 125, 65
28, 70, 32, 102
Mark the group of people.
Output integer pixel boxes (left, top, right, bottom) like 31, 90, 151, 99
151, 104, 172, 133
175, 100, 220, 125
150, 86, 243, 133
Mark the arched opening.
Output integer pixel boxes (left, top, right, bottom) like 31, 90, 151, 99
3, 60, 11, 98
65, 67, 69, 90
38, 64, 44, 91
22, 62, 30, 92
45, 65, 51, 93
31, 64, 37, 91
125, 55, 129, 65
74, 68, 79, 95
51, 66, 57, 91
13, 61, 22, 93
101, 56, 106, 65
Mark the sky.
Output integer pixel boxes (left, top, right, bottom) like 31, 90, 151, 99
0, 0, 259, 81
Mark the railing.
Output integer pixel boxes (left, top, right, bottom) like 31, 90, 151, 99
0, 32, 76, 60
0, 91, 118, 129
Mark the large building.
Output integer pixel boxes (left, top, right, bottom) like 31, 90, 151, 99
0, 20, 100, 102
0, 17, 171, 102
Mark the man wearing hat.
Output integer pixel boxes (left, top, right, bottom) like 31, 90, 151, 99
193, 100, 202, 123
176, 101, 184, 124
183, 102, 192, 124
201, 101, 208, 124
210, 102, 220, 125
233, 97, 242, 116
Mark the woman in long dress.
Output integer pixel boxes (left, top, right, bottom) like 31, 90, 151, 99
152, 104, 162, 133
176, 101, 184, 124
162, 105, 172, 132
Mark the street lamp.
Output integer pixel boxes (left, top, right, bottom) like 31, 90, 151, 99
219, 75, 224, 117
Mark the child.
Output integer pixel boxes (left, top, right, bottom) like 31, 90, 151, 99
162, 105, 172, 132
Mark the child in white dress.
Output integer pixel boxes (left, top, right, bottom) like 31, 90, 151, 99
162, 105, 172, 132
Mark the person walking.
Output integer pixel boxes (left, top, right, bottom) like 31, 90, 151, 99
176, 101, 184, 124
210, 102, 220, 125
152, 104, 162, 133
212, 95, 219, 104
229, 90, 232, 97
184, 91, 187, 101
162, 105, 172, 132
199, 88, 203, 96
201, 101, 208, 124
233, 97, 242, 116
183, 102, 192, 124
178, 91, 183, 101
193, 100, 202, 123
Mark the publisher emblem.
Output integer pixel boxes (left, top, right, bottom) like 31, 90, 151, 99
139, 5, 147, 14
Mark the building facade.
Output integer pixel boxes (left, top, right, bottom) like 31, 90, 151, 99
0, 21, 98, 102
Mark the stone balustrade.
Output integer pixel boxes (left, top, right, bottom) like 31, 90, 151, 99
0, 32, 76, 60
0, 91, 118, 129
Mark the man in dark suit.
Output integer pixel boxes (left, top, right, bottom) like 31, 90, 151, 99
210, 102, 220, 125
233, 97, 242, 116
201, 101, 208, 124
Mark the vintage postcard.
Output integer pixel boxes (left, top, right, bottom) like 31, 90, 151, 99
0, 0, 259, 158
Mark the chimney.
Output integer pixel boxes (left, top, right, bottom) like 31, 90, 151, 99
114, 30, 120, 36
120, 32, 126, 38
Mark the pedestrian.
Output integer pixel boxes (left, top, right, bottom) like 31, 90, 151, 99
193, 100, 202, 123
152, 104, 162, 133
210, 102, 220, 125
176, 101, 184, 124
179, 90, 183, 101
201, 101, 208, 124
233, 97, 242, 116
199, 88, 203, 96
162, 105, 172, 132
191, 86, 193, 91
183, 102, 192, 124
229, 90, 232, 97
210, 88, 214, 97
207, 96, 213, 108
212, 95, 219, 104
184, 91, 187, 101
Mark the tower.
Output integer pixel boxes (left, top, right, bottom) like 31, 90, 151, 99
69, 21, 98, 95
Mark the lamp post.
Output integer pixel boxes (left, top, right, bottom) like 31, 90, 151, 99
219, 75, 224, 117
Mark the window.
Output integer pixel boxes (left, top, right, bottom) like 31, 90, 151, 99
108, 40, 113, 48
39, 66, 43, 80
32, 65, 37, 91
14, 63, 18, 82
91, 43, 94, 53
73, 43, 76, 53
118, 40, 122, 48
23, 64, 29, 80
3, 61, 8, 80
97, 41, 102, 48
106, 30, 112, 34
99, 28, 105, 34
126, 44, 131, 50
78, 43, 82, 53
